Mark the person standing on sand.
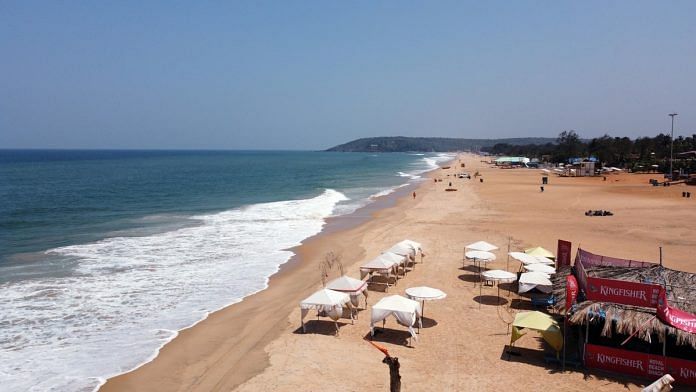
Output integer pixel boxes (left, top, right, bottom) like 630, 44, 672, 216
412, 191, 416, 199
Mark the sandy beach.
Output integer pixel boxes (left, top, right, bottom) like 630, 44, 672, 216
101, 154, 696, 392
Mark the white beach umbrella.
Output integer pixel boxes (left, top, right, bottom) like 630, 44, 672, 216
524, 263, 556, 274
465, 250, 496, 261
532, 255, 555, 265
405, 286, 447, 317
465, 241, 498, 252
508, 251, 540, 265
518, 272, 553, 294
480, 270, 517, 307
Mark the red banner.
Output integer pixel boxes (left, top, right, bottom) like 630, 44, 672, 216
565, 275, 578, 310
557, 239, 572, 268
585, 344, 696, 386
585, 344, 665, 379
667, 357, 696, 385
586, 277, 661, 308
657, 288, 696, 334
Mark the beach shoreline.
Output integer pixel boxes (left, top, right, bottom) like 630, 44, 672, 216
99, 158, 451, 392
101, 153, 696, 392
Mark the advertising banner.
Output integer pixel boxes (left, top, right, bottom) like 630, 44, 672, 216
667, 357, 696, 386
557, 239, 572, 268
585, 277, 661, 308
565, 275, 578, 310
657, 288, 696, 334
585, 344, 664, 379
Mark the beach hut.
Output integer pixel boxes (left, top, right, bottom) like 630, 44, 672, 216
300, 288, 353, 334
509, 311, 563, 355
326, 275, 368, 309
370, 295, 422, 343
360, 255, 399, 290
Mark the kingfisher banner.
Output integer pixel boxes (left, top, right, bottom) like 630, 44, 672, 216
557, 240, 572, 268
565, 275, 578, 310
585, 277, 661, 308
657, 288, 696, 334
585, 344, 696, 386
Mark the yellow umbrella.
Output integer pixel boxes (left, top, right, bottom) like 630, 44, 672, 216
524, 246, 555, 260
510, 311, 563, 353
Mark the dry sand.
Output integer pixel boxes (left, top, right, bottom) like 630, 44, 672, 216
101, 154, 696, 392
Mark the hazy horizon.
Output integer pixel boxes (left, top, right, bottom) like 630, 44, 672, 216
2, 1, 694, 150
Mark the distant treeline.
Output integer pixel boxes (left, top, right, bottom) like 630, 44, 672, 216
327, 136, 556, 152
484, 130, 696, 172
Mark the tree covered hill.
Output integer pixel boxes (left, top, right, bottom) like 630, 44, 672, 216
326, 136, 556, 152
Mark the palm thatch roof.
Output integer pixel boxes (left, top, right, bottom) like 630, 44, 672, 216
552, 264, 696, 349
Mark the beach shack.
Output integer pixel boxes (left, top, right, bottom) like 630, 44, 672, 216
553, 248, 696, 386
494, 156, 530, 167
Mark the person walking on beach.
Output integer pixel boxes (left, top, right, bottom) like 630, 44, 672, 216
412, 191, 416, 199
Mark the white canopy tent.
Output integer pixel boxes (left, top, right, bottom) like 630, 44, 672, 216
370, 295, 422, 342
326, 275, 369, 309
524, 263, 556, 274
300, 288, 353, 334
360, 255, 399, 290
465, 241, 498, 252
405, 286, 446, 317
380, 252, 408, 277
399, 239, 425, 264
518, 272, 553, 294
480, 269, 517, 307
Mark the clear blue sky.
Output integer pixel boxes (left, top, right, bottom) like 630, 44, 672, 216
1, 1, 695, 150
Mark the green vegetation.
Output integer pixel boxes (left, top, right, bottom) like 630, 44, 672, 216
485, 130, 696, 172
326, 136, 556, 153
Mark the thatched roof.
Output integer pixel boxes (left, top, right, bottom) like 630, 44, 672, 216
552, 264, 696, 349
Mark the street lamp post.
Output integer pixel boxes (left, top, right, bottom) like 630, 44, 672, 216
669, 113, 678, 180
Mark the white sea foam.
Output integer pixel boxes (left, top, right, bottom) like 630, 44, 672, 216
0, 189, 347, 392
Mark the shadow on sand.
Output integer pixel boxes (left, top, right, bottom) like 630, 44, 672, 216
293, 320, 350, 336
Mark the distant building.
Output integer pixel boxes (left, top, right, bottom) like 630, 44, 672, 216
494, 156, 530, 166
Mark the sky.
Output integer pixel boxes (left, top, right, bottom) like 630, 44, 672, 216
1, 1, 695, 150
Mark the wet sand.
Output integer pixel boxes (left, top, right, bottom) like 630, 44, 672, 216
101, 154, 696, 391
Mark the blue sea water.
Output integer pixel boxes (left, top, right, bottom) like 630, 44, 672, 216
0, 150, 452, 392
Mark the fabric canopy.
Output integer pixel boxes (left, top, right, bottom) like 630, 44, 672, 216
380, 252, 407, 266
371, 295, 422, 339
405, 286, 447, 301
518, 272, 553, 293
524, 263, 556, 274
465, 250, 496, 261
466, 241, 498, 252
508, 251, 539, 265
510, 311, 563, 352
525, 246, 555, 259
386, 242, 417, 257
360, 255, 398, 271
326, 275, 368, 307
300, 289, 352, 333
399, 239, 423, 253
481, 269, 517, 283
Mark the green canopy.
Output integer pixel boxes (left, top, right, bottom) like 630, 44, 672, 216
510, 311, 563, 353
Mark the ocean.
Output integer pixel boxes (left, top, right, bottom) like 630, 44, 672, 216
0, 150, 453, 392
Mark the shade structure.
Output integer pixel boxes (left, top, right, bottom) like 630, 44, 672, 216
532, 255, 555, 265
300, 288, 352, 333
509, 251, 542, 265
326, 275, 369, 308
481, 269, 517, 283
524, 263, 556, 274
518, 272, 553, 294
405, 286, 446, 317
480, 270, 516, 307
525, 246, 555, 259
360, 255, 399, 290
465, 250, 496, 261
466, 241, 498, 252
510, 311, 563, 353
370, 295, 422, 340
387, 242, 416, 257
